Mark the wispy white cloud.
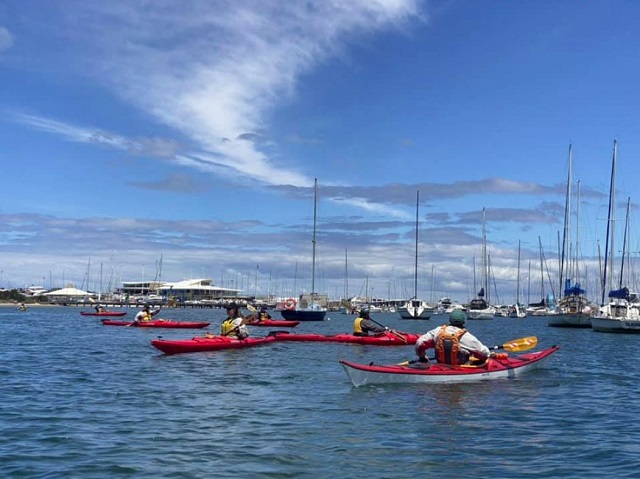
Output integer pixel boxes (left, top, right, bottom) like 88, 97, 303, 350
0, 26, 12, 52
52, 1, 421, 189
11, 112, 182, 159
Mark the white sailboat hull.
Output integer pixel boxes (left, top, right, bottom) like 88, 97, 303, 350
548, 313, 592, 328
467, 307, 495, 320
591, 301, 640, 332
398, 301, 432, 320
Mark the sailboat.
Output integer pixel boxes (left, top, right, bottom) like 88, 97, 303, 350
398, 190, 431, 320
591, 142, 640, 332
339, 249, 354, 314
549, 146, 594, 326
280, 178, 327, 322
509, 240, 527, 318
467, 207, 496, 320
526, 237, 557, 316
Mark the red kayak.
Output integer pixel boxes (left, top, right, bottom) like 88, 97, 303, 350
151, 335, 277, 355
102, 319, 210, 329
245, 319, 300, 327
340, 346, 560, 386
81, 311, 127, 317
269, 330, 420, 345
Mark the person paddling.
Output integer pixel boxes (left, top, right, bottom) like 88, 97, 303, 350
353, 307, 388, 336
256, 305, 272, 322
414, 309, 506, 365
220, 302, 250, 339
134, 304, 161, 324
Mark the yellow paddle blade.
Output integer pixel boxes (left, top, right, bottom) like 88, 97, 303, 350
502, 336, 538, 352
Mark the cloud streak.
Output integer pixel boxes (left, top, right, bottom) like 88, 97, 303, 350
0, 26, 13, 52
43, 2, 420, 188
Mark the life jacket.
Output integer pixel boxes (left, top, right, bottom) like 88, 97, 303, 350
221, 318, 237, 336
259, 312, 270, 320
140, 311, 153, 322
435, 325, 469, 365
221, 317, 247, 339
353, 317, 365, 335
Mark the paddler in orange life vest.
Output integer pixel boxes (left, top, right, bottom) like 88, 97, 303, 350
414, 309, 500, 365
220, 302, 250, 339
353, 307, 387, 336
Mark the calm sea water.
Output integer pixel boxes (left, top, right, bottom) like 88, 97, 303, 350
1, 306, 639, 478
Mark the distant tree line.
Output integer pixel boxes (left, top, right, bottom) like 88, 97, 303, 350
0, 290, 40, 302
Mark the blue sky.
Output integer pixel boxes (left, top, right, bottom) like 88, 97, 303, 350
1, 1, 639, 304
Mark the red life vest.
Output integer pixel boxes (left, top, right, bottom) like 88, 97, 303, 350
435, 325, 469, 365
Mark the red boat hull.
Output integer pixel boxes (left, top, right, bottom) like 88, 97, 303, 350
102, 319, 210, 329
269, 331, 419, 345
245, 319, 300, 327
81, 311, 127, 317
340, 346, 560, 386
151, 335, 277, 354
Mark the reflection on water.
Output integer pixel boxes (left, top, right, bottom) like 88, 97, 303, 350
1, 308, 640, 477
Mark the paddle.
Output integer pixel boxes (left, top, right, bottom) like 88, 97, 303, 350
398, 336, 538, 365
244, 303, 259, 321
493, 336, 538, 353
368, 317, 408, 343
245, 303, 273, 322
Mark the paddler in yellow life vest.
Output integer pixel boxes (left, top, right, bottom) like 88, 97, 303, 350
220, 302, 250, 339
256, 305, 272, 322
414, 310, 498, 365
134, 305, 161, 323
353, 307, 387, 336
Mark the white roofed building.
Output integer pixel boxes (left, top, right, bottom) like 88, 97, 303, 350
117, 279, 240, 303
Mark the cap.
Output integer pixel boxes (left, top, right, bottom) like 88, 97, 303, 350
226, 302, 238, 310
449, 309, 466, 327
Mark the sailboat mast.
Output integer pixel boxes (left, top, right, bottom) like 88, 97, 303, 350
481, 207, 489, 303
344, 248, 348, 299
619, 197, 631, 289
573, 180, 581, 287
311, 178, 318, 297
559, 144, 572, 298
516, 240, 521, 304
414, 190, 419, 299
538, 236, 545, 301
601, 140, 617, 305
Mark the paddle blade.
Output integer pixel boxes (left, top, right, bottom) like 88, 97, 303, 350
389, 330, 408, 344
246, 304, 257, 313
501, 336, 537, 352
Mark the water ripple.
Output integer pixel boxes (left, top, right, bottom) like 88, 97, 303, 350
2, 309, 640, 477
